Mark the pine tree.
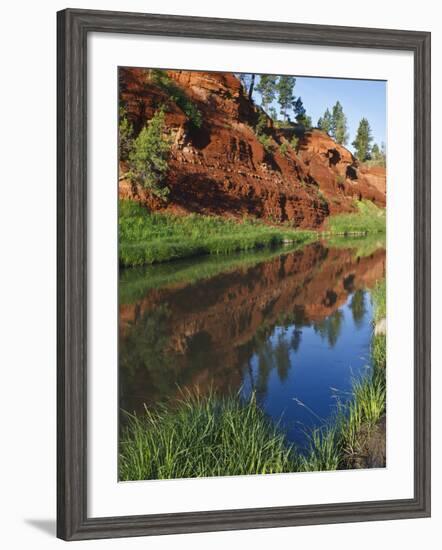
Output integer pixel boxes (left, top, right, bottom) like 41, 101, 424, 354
292, 97, 305, 120
297, 114, 312, 129
371, 143, 380, 159
119, 106, 134, 161
352, 118, 373, 161
276, 76, 296, 120
370, 142, 386, 167
128, 107, 171, 201
331, 101, 349, 145
256, 75, 278, 112
318, 108, 333, 135
293, 97, 311, 128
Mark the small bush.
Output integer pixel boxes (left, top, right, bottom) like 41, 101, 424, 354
258, 133, 274, 153
279, 142, 289, 156
290, 135, 299, 151
127, 108, 171, 201
150, 69, 202, 128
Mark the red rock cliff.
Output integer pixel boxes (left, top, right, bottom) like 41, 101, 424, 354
119, 68, 386, 229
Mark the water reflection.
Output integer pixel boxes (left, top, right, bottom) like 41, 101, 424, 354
119, 240, 385, 448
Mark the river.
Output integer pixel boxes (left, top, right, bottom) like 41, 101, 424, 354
119, 237, 386, 449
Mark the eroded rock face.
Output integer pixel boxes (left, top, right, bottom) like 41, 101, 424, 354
119, 68, 386, 228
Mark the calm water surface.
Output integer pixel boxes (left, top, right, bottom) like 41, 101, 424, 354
119, 239, 386, 449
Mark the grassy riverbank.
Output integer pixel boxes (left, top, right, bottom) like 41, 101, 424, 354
324, 200, 386, 235
119, 199, 385, 267
119, 280, 386, 479
119, 200, 315, 267
119, 391, 295, 480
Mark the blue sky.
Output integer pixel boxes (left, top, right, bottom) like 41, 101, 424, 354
254, 75, 386, 153
294, 76, 386, 152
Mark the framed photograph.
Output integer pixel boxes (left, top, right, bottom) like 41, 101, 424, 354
57, 8, 431, 541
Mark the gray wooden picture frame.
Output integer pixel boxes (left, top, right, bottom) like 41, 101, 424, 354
57, 8, 431, 541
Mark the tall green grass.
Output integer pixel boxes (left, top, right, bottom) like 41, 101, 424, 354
325, 200, 386, 235
371, 279, 386, 323
119, 200, 315, 266
119, 391, 296, 480
299, 427, 341, 472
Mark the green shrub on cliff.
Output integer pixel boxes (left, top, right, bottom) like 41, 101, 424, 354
127, 108, 171, 201
150, 69, 202, 128
258, 133, 274, 153
279, 142, 289, 156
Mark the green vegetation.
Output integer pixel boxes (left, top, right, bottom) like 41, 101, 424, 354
119, 275, 387, 479
150, 69, 202, 128
331, 101, 349, 145
276, 76, 296, 120
317, 108, 333, 135
365, 142, 386, 168
325, 200, 386, 235
279, 135, 299, 157
292, 97, 312, 129
119, 197, 385, 268
318, 102, 349, 144
127, 108, 171, 201
299, 427, 340, 471
236, 73, 312, 127
290, 135, 299, 151
257, 133, 274, 152
119, 391, 296, 480
279, 142, 289, 156
371, 279, 386, 323
352, 118, 373, 161
119, 200, 315, 266
118, 106, 134, 160
256, 75, 278, 112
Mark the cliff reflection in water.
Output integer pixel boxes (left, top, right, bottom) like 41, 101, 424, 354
119, 240, 386, 447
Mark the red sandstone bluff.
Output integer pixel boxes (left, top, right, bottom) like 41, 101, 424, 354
119, 68, 386, 229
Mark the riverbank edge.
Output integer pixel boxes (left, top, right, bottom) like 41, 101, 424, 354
119, 199, 386, 267
119, 280, 387, 479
